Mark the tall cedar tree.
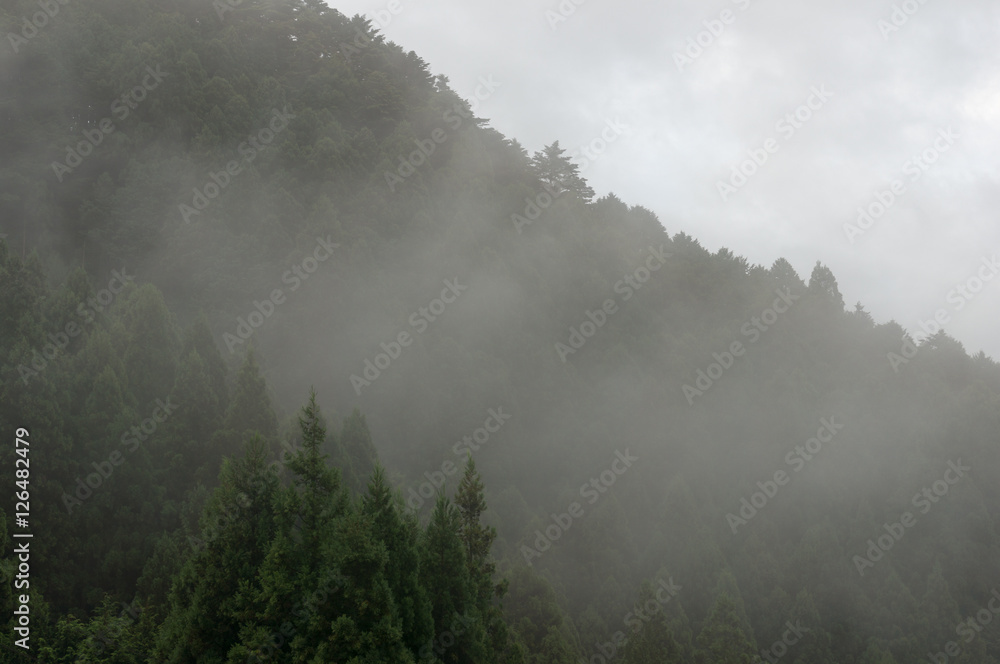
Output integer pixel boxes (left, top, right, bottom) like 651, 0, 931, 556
239, 389, 351, 663
621, 582, 684, 664
153, 435, 280, 662
530, 141, 595, 202
420, 493, 490, 662
694, 594, 760, 664
455, 458, 523, 663
362, 463, 435, 658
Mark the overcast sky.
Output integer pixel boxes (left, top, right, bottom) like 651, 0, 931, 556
328, 0, 1000, 360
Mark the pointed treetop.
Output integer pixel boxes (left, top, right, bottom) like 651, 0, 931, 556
530, 141, 595, 203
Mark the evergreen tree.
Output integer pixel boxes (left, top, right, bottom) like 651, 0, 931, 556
807, 261, 845, 312
339, 407, 379, 494
224, 348, 278, 442
117, 284, 179, 409
181, 315, 229, 415
420, 493, 488, 662
454, 457, 522, 663
505, 567, 576, 664
168, 349, 224, 486
153, 435, 280, 662
695, 594, 761, 664
530, 141, 595, 202
246, 389, 349, 662
362, 463, 434, 659
621, 582, 684, 664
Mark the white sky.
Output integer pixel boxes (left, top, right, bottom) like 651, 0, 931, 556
327, 0, 1000, 359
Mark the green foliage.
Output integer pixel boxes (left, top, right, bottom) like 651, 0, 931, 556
530, 141, 595, 203
2, 0, 1000, 662
695, 595, 760, 664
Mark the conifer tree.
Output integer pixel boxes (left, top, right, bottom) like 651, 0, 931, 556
168, 349, 223, 484
153, 435, 279, 663
695, 594, 760, 664
247, 389, 348, 662
621, 582, 684, 664
362, 463, 434, 658
454, 457, 523, 663
225, 348, 278, 442
530, 141, 595, 202
807, 261, 845, 312
181, 316, 229, 414
339, 407, 379, 494
420, 493, 488, 662
118, 284, 179, 409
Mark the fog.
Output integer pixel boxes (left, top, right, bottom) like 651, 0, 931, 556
2, 0, 999, 661
330, 0, 1000, 360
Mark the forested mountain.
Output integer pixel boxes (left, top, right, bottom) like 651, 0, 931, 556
2, 0, 1000, 662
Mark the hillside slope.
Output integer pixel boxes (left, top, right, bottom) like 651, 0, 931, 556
2, 1, 1000, 662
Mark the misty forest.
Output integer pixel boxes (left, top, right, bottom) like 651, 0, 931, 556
2, 0, 1000, 663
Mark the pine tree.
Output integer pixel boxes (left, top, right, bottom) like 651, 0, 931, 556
152, 435, 280, 663
420, 493, 487, 662
455, 457, 496, 601
362, 463, 434, 659
224, 348, 278, 442
807, 261, 844, 313
785, 589, 834, 664
695, 594, 760, 664
117, 284, 179, 409
621, 582, 684, 664
180, 315, 229, 414
454, 457, 522, 662
530, 141, 595, 202
308, 508, 413, 664
769, 258, 805, 291
168, 349, 223, 485
246, 390, 348, 662
339, 407, 379, 494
